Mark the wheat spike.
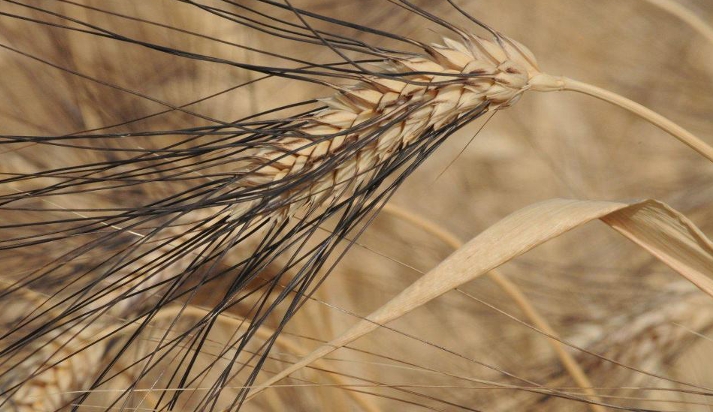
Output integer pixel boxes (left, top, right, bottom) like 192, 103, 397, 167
234, 33, 546, 221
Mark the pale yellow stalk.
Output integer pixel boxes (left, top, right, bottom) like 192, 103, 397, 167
643, 0, 713, 46
530, 74, 713, 163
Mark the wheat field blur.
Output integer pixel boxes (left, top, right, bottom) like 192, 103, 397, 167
1, 0, 712, 410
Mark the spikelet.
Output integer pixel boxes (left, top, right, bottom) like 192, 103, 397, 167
234, 33, 549, 221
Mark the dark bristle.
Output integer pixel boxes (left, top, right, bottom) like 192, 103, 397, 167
0, 1, 492, 410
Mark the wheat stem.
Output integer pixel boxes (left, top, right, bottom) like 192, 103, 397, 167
381, 204, 605, 412
643, 0, 713, 46
531, 74, 713, 163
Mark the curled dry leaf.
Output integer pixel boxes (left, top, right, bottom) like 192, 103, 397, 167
247, 198, 713, 400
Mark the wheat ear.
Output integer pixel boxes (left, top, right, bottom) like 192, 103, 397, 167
233, 32, 542, 222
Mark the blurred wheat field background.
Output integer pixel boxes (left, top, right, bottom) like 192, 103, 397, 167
0, 1, 712, 411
